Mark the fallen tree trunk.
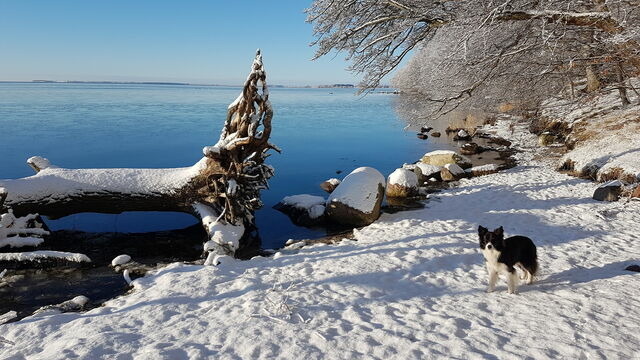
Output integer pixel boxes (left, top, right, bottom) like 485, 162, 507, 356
0, 50, 276, 260
0, 157, 212, 219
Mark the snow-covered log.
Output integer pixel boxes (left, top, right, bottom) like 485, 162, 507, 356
0, 51, 277, 259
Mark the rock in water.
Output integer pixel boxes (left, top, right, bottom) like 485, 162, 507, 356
431, 131, 441, 137
274, 194, 326, 227
453, 129, 471, 141
420, 126, 433, 133
386, 168, 419, 198
421, 150, 472, 169
440, 163, 466, 181
413, 163, 442, 183
460, 142, 482, 155
593, 180, 623, 202
325, 167, 385, 227
320, 178, 341, 193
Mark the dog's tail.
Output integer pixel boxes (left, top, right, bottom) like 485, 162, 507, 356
526, 258, 539, 284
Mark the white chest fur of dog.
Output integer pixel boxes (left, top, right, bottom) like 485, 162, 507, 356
482, 246, 519, 294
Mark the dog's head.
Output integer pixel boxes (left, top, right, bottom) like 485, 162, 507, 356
478, 225, 505, 251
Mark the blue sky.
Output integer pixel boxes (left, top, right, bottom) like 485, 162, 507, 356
0, 1, 361, 85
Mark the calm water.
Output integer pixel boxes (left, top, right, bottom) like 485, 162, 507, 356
0, 83, 453, 249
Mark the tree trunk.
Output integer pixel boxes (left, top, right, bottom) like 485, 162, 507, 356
615, 62, 631, 106
586, 64, 602, 92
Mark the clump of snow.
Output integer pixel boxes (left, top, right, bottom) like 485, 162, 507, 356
281, 194, 326, 219
424, 149, 457, 156
387, 168, 418, 188
34, 295, 89, 316
26, 156, 57, 172
194, 202, 245, 257
467, 164, 500, 173
111, 254, 132, 267
0, 251, 91, 263
327, 167, 385, 212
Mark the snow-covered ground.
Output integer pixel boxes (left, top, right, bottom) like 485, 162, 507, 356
2, 144, 640, 359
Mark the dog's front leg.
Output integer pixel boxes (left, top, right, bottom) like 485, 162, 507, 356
487, 267, 498, 293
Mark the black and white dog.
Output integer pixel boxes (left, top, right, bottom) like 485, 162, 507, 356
478, 226, 538, 294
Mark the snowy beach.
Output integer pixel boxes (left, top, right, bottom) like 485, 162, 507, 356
2, 123, 639, 359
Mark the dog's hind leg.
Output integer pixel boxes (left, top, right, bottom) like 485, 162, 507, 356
507, 271, 518, 294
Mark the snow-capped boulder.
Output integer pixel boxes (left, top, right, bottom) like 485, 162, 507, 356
273, 194, 326, 227
386, 169, 419, 198
441, 163, 466, 181
421, 150, 472, 169
325, 167, 385, 227
593, 180, 623, 202
320, 178, 341, 193
467, 164, 500, 177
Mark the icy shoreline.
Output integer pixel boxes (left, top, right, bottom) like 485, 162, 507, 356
1, 120, 639, 358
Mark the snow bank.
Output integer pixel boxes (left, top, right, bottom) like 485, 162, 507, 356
280, 195, 326, 219
0, 251, 91, 263
327, 167, 385, 212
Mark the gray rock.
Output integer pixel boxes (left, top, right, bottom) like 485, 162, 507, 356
593, 180, 623, 202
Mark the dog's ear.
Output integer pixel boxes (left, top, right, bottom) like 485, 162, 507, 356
495, 226, 504, 237
478, 225, 488, 237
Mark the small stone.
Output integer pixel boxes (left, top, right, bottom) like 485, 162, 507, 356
538, 132, 555, 146
320, 178, 341, 193
440, 163, 466, 181
631, 185, 640, 198
417, 133, 428, 140
431, 131, 441, 137
420, 126, 433, 133
460, 142, 482, 155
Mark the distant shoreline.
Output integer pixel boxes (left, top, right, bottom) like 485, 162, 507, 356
0, 80, 391, 90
